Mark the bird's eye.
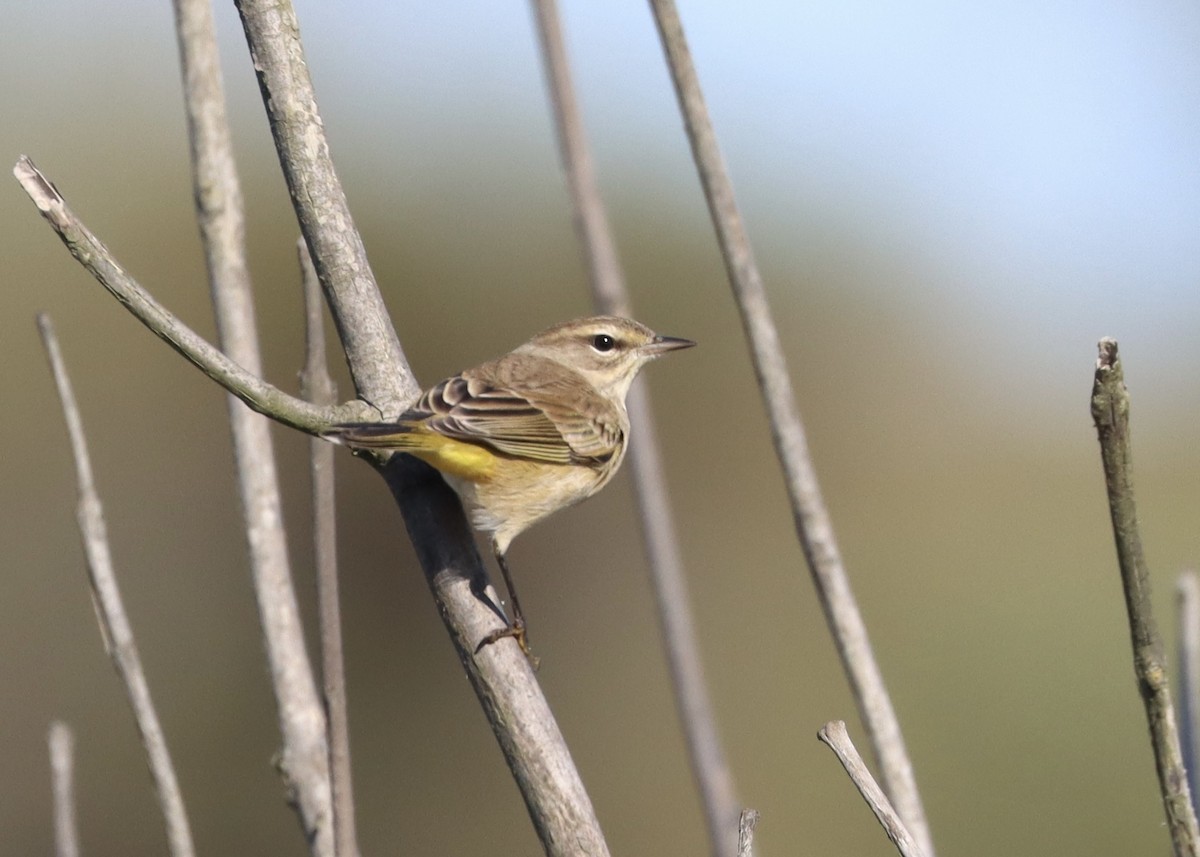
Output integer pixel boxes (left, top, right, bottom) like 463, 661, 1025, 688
592, 334, 616, 352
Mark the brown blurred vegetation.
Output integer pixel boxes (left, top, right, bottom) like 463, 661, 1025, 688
3, 6, 1199, 857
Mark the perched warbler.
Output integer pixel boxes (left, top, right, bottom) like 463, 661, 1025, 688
326, 316, 694, 657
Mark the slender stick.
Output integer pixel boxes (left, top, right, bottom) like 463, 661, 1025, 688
172, 3, 334, 850
735, 809, 760, 857
1179, 571, 1200, 812
645, 3, 933, 853
529, 0, 626, 309
1091, 338, 1200, 857
300, 241, 360, 857
818, 721, 928, 857
38, 315, 196, 857
529, 2, 741, 854
12, 157, 359, 434
233, 0, 416, 415
48, 722, 81, 857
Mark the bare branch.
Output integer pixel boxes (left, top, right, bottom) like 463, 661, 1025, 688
1091, 339, 1200, 857
232, 0, 417, 414
645, 3, 933, 852
38, 315, 196, 857
735, 809, 760, 857
1179, 571, 1200, 811
818, 721, 928, 857
48, 722, 80, 857
530, 3, 742, 854
300, 241, 360, 857
13, 157, 365, 433
171, 0, 333, 850
529, 0, 626, 311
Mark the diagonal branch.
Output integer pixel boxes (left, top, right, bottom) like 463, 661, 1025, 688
39, 315, 196, 857
1178, 571, 1200, 813
18, 150, 610, 856
1091, 338, 1199, 857
646, 3, 934, 853
530, 2, 742, 855
19, 3, 615, 849
233, 0, 416, 414
13, 156, 362, 434
818, 721, 928, 857
229, 4, 613, 852
172, 0, 332, 851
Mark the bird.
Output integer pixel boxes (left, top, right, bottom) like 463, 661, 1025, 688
325, 315, 695, 658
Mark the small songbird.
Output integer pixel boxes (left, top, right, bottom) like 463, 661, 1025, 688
325, 316, 695, 658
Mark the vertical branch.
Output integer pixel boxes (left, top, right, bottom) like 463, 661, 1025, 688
300, 241, 360, 857
38, 316, 196, 857
529, 3, 742, 855
1179, 571, 1200, 812
48, 722, 81, 857
1091, 339, 1199, 857
529, 0, 625, 309
735, 810, 760, 857
233, 0, 415, 414
645, 2, 934, 853
172, 1, 332, 852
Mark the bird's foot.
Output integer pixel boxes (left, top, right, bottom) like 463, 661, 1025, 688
475, 619, 539, 669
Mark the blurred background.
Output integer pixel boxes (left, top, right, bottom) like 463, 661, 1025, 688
4, 0, 1200, 854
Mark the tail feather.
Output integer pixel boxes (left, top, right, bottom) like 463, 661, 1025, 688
323, 421, 422, 450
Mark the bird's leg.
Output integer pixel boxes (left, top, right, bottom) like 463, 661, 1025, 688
474, 546, 536, 666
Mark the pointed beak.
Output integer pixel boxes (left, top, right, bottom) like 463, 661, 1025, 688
644, 334, 696, 356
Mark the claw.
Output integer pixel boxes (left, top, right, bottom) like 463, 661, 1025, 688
475, 619, 539, 669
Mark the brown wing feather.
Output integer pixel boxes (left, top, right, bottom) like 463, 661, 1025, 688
331, 354, 627, 465
415, 355, 625, 464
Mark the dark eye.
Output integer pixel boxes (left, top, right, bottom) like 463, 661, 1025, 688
592, 334, 616, 352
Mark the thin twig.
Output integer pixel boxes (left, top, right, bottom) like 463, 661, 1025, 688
12, 157, 363, 433
735, 809, 759, 857
530, 2, 741, 854
233, 0, 416, 415
646, 3, 933, 851
171, 0, 334, 850
38, 315, 196, 857
1179, 571, 1200, 813
529, 0, 626, 309
1091, 338, 1200, 857
300, 241, 359, 857
48, 722, 80, 857
818, 721, 927, 857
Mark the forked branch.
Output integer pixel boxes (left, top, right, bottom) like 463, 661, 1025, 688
14, 157, 361, 434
